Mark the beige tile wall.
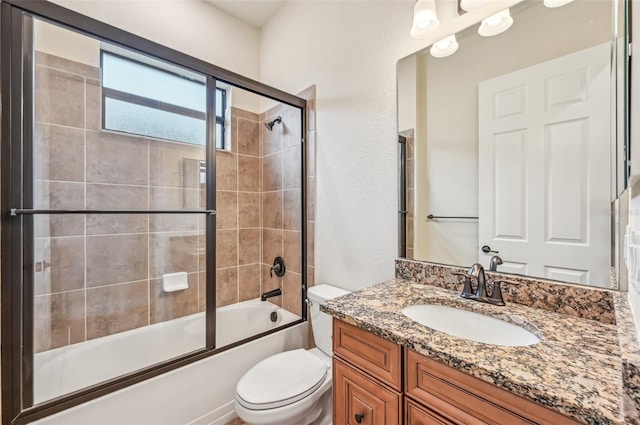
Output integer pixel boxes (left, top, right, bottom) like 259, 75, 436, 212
260, 103, 304, 315
32, 51, 314, 353
215, 107, 262, 307
34, 52, 206, 352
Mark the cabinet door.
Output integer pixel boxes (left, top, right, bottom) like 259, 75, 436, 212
406, 399, 456, 425
334, 358, 401, 425
333, 319, 402, 391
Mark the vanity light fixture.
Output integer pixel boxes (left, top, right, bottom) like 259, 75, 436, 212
478, 8, 513, 37
543, 0, 575, 7
410, 0, 440, 38
460, 0, 490, 12
430, 34, 459, 58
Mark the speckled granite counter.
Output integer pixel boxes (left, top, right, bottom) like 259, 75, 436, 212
321, 279, 629, 425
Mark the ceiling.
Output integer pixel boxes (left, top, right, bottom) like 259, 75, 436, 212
204, 0, 288, 29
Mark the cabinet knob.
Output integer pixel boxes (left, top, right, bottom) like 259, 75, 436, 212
355, 412, 364, 423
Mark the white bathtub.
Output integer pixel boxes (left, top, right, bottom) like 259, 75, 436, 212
33, 299, 307, 425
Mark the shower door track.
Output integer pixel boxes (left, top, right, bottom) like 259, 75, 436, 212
10, 209, 217, 216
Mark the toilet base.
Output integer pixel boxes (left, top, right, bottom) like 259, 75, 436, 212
235, 380, 332, 425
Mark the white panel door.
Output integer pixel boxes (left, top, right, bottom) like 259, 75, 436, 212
478, 43, 611, 287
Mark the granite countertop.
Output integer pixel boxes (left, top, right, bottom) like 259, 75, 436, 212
321, 278, 626, 425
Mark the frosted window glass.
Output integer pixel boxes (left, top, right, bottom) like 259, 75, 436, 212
104, 98, 206, 145
102, 53, 205, 112
215, 90, 223, 115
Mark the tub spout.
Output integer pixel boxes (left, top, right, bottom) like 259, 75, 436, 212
261, 288, 282, 301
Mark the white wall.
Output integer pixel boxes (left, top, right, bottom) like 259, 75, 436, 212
259, 1, 421, 291
49, 0, 260, 79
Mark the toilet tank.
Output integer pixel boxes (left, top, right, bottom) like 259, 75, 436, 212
307, 284, 350, 356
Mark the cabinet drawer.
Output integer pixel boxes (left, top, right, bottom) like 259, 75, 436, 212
334, 358, 401, 425
406, 399, 456, 425
333, 319, 402, 391
405, 350, 581, 425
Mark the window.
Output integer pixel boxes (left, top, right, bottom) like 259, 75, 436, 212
101, 51, 227, 149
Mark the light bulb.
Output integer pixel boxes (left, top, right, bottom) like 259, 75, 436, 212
430, 35, 458, 58
435, 38, 451, 49
478, 9, 513, 37
410, 0, 440, 38
416, 17, 432, 30
486, 15, 503, 27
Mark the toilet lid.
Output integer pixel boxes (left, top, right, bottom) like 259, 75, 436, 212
236, 349, 328, 410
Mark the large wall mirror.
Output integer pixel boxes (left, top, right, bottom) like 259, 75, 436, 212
397, 0, 628, 289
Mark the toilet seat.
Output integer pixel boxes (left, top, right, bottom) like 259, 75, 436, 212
236, 349, 328, 410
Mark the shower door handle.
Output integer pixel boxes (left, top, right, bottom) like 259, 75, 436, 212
35, 261, 51, 272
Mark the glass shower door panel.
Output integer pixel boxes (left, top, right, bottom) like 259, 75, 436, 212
33, 216, 207, 403
31, 18, 209, 404
214, 84, 304, 351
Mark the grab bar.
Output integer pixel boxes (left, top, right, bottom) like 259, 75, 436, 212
10, 209, 216, 216
427, 214, 478, 220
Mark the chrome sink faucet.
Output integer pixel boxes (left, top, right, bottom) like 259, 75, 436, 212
468, 263, 488, 298
489, 255, 503, 272
451, 263, 513, 306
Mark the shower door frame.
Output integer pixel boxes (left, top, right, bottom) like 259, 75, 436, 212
0, 2, 309, 424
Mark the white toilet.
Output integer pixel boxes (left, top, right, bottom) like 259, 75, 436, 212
234, 284, 350, 425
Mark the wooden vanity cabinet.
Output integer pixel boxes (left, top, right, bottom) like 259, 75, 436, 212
333, 319, 582, 425
404, 350, 582, 425
333, 319, 402, 425
334, 359, 401, 425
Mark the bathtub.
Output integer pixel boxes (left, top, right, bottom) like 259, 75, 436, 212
33, 299, 307, 425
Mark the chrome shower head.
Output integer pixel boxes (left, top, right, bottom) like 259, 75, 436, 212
264, 116, 282, 132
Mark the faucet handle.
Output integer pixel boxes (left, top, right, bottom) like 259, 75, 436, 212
450, 270, 475, 298
487, 280, 506, 306
487, 278, 519, 306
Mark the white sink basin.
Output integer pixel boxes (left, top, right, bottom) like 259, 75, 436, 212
400, 304, 540, 346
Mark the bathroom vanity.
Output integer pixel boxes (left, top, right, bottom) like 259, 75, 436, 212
333, 319, 581, 424
323, 266, 640, 424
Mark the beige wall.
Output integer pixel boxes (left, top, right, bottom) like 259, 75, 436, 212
411, 0, 613, 265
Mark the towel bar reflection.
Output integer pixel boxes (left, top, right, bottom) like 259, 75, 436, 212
427, 214, 478, 220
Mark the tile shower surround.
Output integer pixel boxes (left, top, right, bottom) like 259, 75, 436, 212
33, 51, 315, 353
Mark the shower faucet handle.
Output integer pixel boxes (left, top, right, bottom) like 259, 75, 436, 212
270, 257, 286, 278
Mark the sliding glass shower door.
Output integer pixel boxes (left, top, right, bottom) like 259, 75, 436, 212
26, 17, 213, 404
1, 2, 306, 423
